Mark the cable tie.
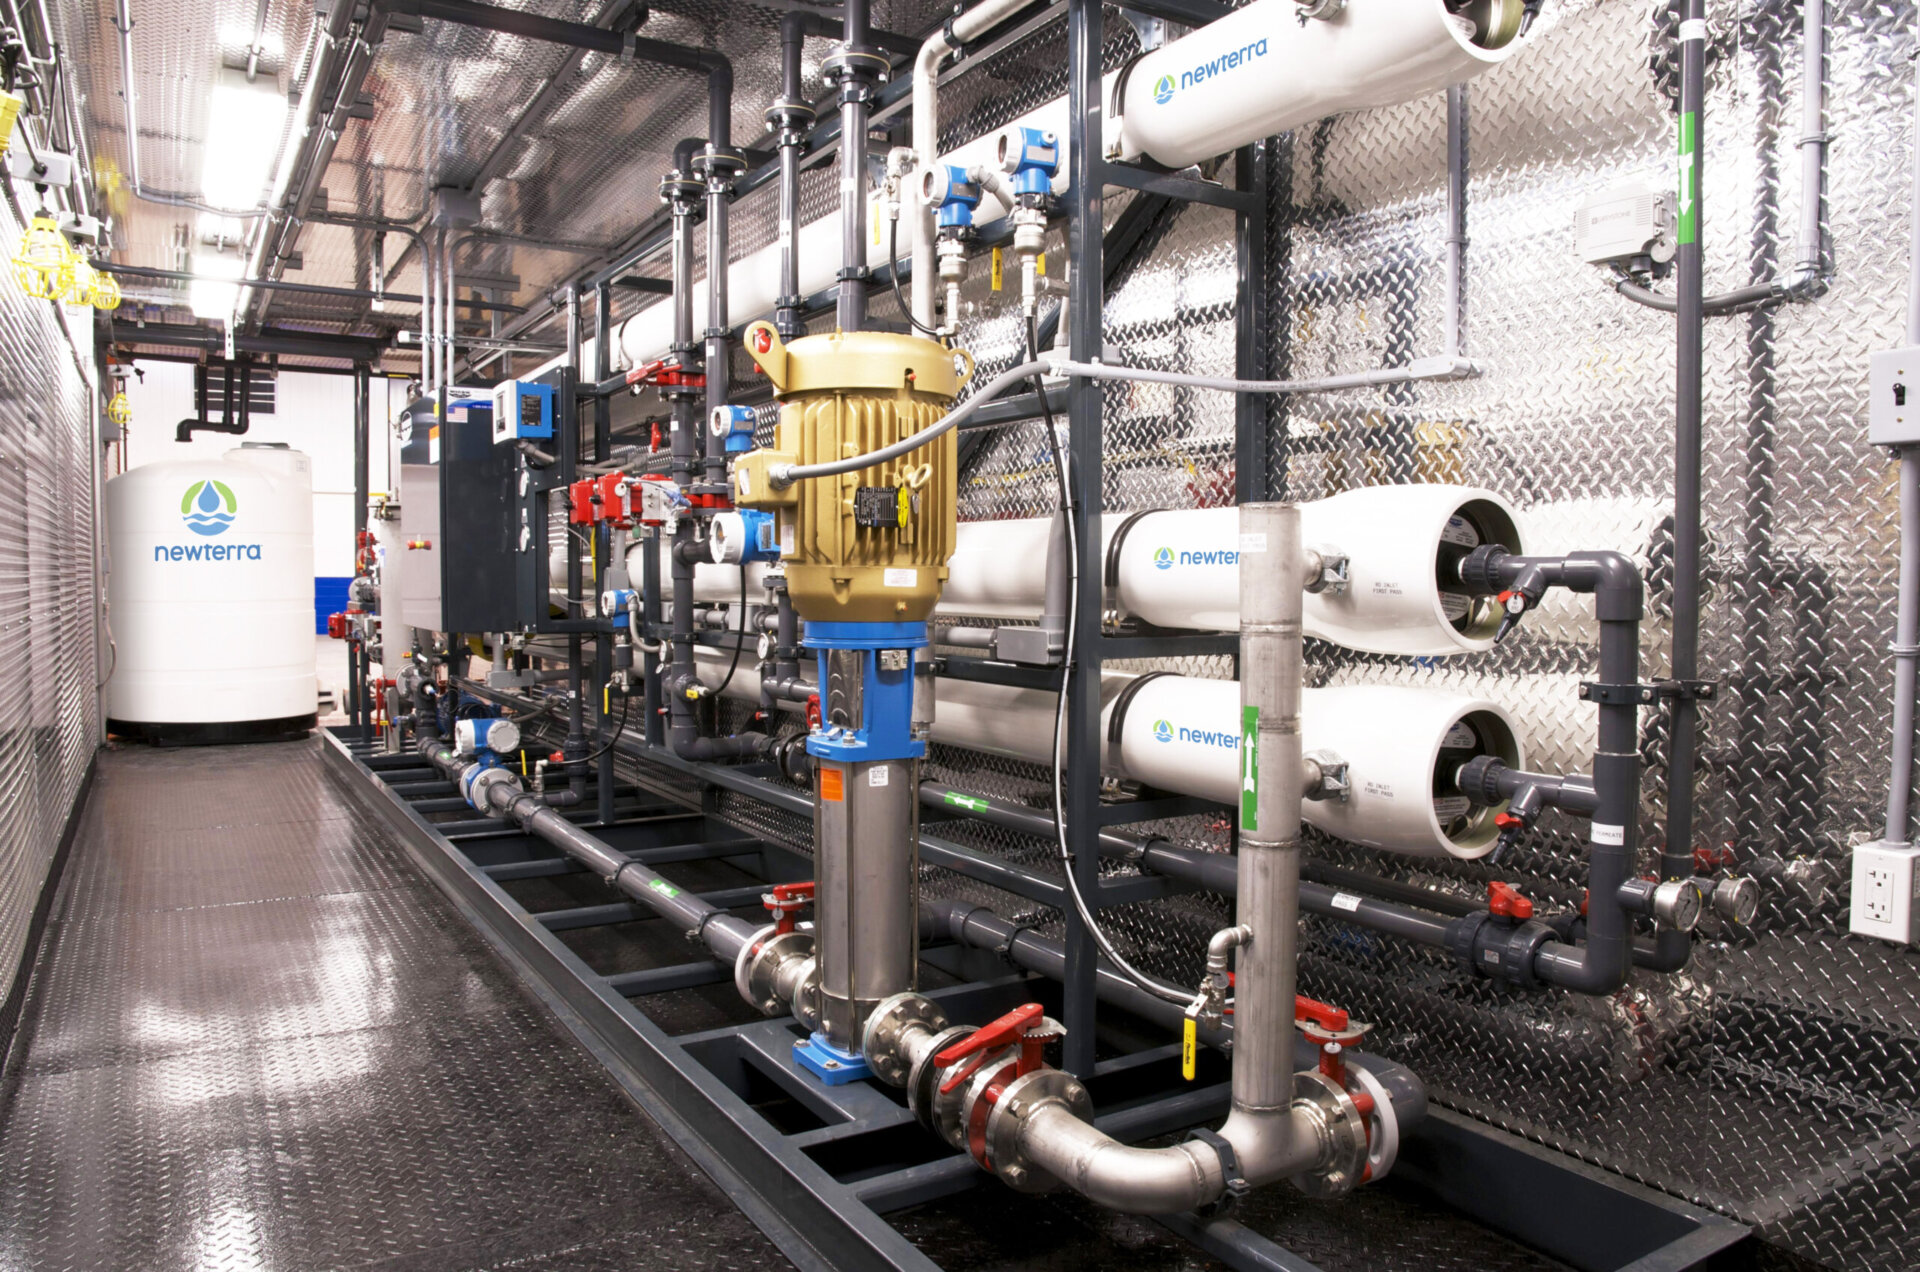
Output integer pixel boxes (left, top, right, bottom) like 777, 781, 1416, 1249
1891, 643, 1920, 657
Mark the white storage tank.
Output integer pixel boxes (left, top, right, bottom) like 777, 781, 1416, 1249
106, 443, 316, 744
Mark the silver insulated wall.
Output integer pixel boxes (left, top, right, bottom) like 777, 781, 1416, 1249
695, 0, 1920, 1266
0, 211, 102, 1018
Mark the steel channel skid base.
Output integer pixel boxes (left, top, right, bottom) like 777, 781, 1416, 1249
321, 727, 1751, 1272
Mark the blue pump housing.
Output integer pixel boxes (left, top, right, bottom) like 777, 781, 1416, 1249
803, 621, 927, 763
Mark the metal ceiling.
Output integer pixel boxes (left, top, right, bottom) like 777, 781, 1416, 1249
71, 0, 952, 373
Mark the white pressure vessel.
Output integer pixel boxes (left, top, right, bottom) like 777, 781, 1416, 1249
1111, 676, 1523, 859
941, 485, 1524, 656
686, 646, 1521, 857
1116, 0, 1530, 170
105, 445, 316, 744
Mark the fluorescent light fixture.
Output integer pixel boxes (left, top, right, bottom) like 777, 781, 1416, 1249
190, 252, 244, 321
200, 68, 291, 210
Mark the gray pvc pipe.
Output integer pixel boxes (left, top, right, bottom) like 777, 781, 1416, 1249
1889, 51, 1920, 846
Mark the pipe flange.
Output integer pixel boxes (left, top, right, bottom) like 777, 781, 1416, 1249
658, 173, 704, 204
949, 1050, 1018, 1154
731, 922, 778, 1006
789, 957, 824, 1033
1290, 1070, 1370, 1198
907, 1025, 976, 1137
1346, 1064, 1400, 1182
764, 98, 816, 130
691, 146, 748, 181
982, 1067, 1092, 1193
464, 766, 522, 817
736, 927, 812, 1016
861, 992, 949, 1088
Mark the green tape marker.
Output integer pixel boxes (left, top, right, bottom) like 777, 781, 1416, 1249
648, 878, 681, 900
1677, 111, 1698, 246
1240, 705, 1259, 831
942, 791, 989, 813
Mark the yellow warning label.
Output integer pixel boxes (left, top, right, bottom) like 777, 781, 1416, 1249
1037, 252, 1046, 278
991, 247, 1003, 292
1181, 1017, 1197, 1080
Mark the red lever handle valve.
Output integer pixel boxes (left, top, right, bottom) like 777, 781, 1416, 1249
763, 881, 816, 936
1488, 880, 1534, 921
934, 1003, 1051, 1095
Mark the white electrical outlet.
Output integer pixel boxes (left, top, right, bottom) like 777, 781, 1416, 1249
1850, 841, 1920, 943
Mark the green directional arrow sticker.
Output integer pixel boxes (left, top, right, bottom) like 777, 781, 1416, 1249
1677, 111, 1698, 246
942, 791, 989, 813
648, 878, 681, 900
1240, 705, 1259, 831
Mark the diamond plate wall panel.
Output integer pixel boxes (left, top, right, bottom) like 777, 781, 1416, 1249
926, 1, 1920, 1266
0, 210, 101, 1011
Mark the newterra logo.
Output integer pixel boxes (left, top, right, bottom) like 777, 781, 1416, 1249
181, 478, 236, 536
1151, 717, 1241, 750
1152, 74, 1174, 106
1158, 546, 1240, 567
159, 477, 263, 563
1177, 37, 1269, 93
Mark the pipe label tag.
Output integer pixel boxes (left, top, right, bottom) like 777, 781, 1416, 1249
1677, 112, 1698, 245
1591, 822, 1625, 846
648, 878, 681, 900
1331, 892, 1363, 913
1240, 705, 1259, 830
943, 791, 989, 813
1180, 1016, 1197, 1081
1237, 532, 1266, 554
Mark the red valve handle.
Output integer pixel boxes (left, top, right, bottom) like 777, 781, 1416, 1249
804, 693, 822, 731
1488, 880, 1534, 921
935, 1003, 1046, 1095
1494, 811, 1526, 830
1294, 995, 1350, 1033
764, 881, 816, 936
548, 751, 565, 764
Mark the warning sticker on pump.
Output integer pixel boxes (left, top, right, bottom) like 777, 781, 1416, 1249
820, 768, 844, 802
1441, 722, 1477, 749
868, 767, 889, 788
884, 568, 917, 588
1433, 796, 1471, 821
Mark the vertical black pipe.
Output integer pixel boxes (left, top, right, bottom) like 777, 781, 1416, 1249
1061, 0, 1104, 1078
594, 281, 616, 824
1234, 141, 1271, 505
772, 12, 812, 340
563, 285, 588, 789
1667, 0, 1706, 886
832, 0, 878, 332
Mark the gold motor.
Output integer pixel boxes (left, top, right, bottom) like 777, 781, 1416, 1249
731, 321, 973, 623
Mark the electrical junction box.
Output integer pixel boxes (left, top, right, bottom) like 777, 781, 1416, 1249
1869, 347, 1920, 446
492, 379, 557, 444
1850, 841, 1920, 943
1573, 181, 1676, 266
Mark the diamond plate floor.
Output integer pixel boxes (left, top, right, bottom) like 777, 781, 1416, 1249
0, 738, 790, 1272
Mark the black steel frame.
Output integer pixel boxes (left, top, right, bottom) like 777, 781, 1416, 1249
324, 0, 1753, 1263
321, 721, 1750, 1272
